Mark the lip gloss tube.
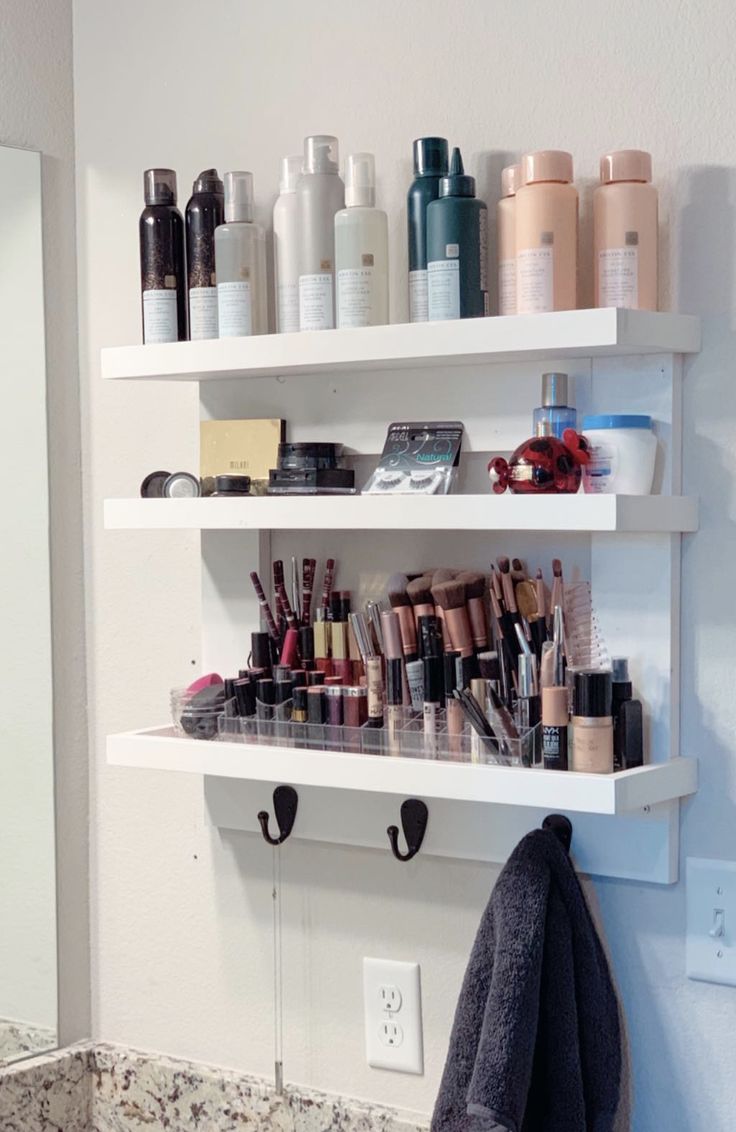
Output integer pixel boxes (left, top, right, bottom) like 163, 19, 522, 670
256, 677, 275, 742
331, 621, 352, 683
343, 686, 367, 751
314, 618, 332, 677
385, 657, 404, 756
325, 684, 343, 750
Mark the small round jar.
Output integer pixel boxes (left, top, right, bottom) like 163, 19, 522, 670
582, 414, 657, 495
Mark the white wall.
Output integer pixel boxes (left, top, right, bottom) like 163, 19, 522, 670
74, 0, 736, 1126
0, 0, 89, 1045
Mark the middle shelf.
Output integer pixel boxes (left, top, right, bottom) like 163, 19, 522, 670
104, 493, 699, 533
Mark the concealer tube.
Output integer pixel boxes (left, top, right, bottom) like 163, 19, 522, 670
385, 657, 404, 756
423, 655, 442, 758
542, 686, 569, 770
405, 659, 424, 712
444, 651, 463, 757
571, 669, 613, 774
365, 655, 384, 723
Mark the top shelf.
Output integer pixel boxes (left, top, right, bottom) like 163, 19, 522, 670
101, 309, 701, 383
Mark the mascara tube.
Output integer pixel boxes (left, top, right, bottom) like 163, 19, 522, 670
386, 657, 404, 756
423, 654, 442, 758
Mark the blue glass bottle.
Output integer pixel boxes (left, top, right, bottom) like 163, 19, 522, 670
532, 372, 576, 439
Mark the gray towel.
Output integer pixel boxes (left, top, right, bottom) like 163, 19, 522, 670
431, 830, 623, 1132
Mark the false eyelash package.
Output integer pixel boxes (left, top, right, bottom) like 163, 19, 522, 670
362, 421, 464, 495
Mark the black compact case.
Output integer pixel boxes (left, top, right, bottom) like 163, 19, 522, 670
267, 441, 355, 495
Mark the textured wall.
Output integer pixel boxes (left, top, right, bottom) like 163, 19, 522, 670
0, 0, 89, 1044
73, 0, 736, 1126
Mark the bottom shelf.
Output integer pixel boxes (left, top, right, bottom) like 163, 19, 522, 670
106, 726, 697, 816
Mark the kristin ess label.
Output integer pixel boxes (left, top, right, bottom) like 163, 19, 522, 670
142, 289, 178, 343
409, 269, 429, 322
217, 280, 252, 337
277, 281, 299, 333
499, 259, 516, 315
188, 286, 218, 340
516, 246, 553, 314
299, 272, 334, 330
337, 267, 374, 328
598, 247, 638, 308
427, 259, 460, 321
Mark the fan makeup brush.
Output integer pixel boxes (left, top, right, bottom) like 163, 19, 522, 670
431, 579, 474, 657
406, 576, 435, 625
455, 570, 488, 652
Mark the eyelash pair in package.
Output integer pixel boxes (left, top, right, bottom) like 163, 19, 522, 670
363, 421, 464, 496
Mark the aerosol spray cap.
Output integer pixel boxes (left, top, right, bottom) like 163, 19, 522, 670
191, 168, 223, 196
224, 171, 254, 223
345, 153, 376, 208
304, 135, 339, 174
541, 372, 569, 407
412, 137, 449, 177
144, 168, 178, 206
279, 155, 303, 193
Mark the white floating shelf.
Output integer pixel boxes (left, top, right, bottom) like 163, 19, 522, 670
104, 493, 698, 534
107, 727, 697, 817
101, 309, 701, 382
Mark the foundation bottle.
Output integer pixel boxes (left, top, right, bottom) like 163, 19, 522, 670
594, 150, 658, 310
515, 151, 578, 314
497, 163, 521, 315
571, 669, 613, 774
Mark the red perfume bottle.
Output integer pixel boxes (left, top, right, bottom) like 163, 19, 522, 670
489, 426, 589, 495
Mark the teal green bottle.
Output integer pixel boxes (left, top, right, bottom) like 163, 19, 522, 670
426, 148, 488, 320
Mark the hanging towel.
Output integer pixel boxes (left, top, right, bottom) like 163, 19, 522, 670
431, 829, 624, 1132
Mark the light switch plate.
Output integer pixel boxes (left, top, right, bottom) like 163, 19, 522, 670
686, 857, 736, 986
363, 958, 423, 1074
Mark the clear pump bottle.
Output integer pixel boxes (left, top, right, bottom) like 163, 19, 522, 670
215, 171, 267, 337
297, 135, 345, 331
334, 153, 389, 328
273, 155, 302, 333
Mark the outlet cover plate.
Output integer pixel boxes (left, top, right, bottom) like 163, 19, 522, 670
686, 857, 736, 986
363, 958, 423, 1074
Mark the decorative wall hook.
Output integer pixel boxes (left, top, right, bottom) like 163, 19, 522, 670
387, 799, 429, 862
542, 813, 573, 854
258, 785, 298, 846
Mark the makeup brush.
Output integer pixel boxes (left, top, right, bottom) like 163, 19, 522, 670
406, 576, 435, 625
431, 580, 474, 657
515, 579, 538, 623
551, 558, 564, 621
455, 571, 488, 652
511, 557, 527, 582
249, 570, 280, 642
535, 568, 547, 622
489, 563, 503, 603
387, 572, 418, 659
496, 556, 518, 614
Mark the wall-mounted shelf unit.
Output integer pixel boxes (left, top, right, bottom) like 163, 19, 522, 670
104, 493, 698, 534
102, 309, 700, 884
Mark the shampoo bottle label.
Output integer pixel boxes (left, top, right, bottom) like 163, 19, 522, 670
143, 289, 178, 343
217, 280, 253, 337
299, 273, 334, 331
189, 286, 218, 340
277, 282, 300, 333
427, 259, 460, 321
337, 267, 374, 328
409, 269, 429, 322
517, 247, 554, 314
598, 247, 638, 308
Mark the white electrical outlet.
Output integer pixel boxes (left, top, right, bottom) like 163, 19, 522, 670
363, 958, 423, 1074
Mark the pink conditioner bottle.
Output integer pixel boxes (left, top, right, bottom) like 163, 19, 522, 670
497, 163, 521, 315
594, 149, 658, 310
515, 150, 578, 314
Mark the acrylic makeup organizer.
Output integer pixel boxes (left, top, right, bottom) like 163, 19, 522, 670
103, 309, 700, 884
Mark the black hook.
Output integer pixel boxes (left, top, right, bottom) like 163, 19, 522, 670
258, 785, 298, 846
543, 813, 573, 854
387, 799, 429, 862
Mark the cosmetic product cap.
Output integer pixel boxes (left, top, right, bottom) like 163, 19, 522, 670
386, 657, 404, 706
192, 168, 224, 195
140, 470, 171, 498
293, 686, 308, 712
163, 471, 201, 498
600, 149, 652, 185
274, 679, 292, 705
280, 154, 303, 193
380, 610, 404, 662
522, 150, 574, 185
444, 651, 461, 697
345, 152, 376, 208
307, 686, 326, 723
291, 669, 307, 687
542, 685, 569, 726
418, 615, 442, 658
413, 136, 449, 177
304, 135, 339, 174
324, 675, 343, 685
224, 171, 254, 223
439, 147, 475, 198
478, 651, 500, 682
582, 414, 652, 430
251, 631, 273, 671
573, 669, 612, 718
308, 670, 326, 686
273, 665, 292, 682
214, 474, 251, 495
612, 657, 630, 683
144, 168, 177, 205
541, 372, 569, 407
299, 626, 315, 661
423, 655, 442, 702
518, 653, 537, 698
256, 677, 274, 705
501, 163, 522, 197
